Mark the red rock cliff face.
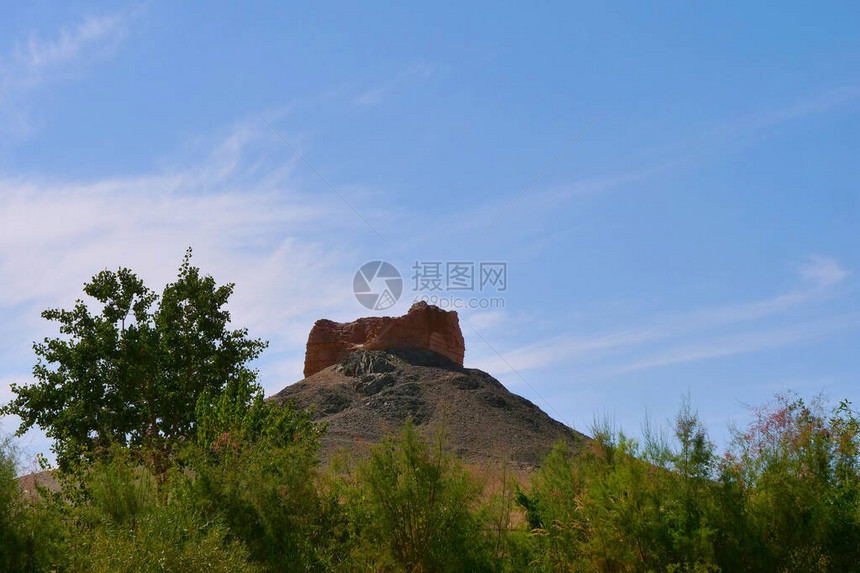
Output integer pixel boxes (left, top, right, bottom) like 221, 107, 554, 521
303, 302, 465, 377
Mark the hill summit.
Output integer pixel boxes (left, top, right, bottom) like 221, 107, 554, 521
273, 303, 586, 469
303, 300, 465, 377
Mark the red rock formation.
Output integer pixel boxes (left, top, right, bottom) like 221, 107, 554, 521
303, 302, 465, 377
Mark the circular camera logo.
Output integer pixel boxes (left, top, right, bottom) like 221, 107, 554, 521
353, 261, 403, 311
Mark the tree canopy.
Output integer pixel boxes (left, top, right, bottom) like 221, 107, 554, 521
2, 249, 267, 469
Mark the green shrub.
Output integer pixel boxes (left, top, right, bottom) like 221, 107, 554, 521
346, 421, 496, 572
67, 496, 258, 572
7, 383, 860, 572
521, 394, 860, 572
719, 394, 860, 571
0, 439, 65, 572
87, 448, 157, 526
51, 445, 256, 572
179, 401, 343, 571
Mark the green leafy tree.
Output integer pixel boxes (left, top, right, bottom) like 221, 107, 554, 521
2, 249, 267, 471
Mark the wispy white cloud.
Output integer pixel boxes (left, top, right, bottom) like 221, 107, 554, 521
0, 115, 391, 411
469, 324, 669, 375
0, 9, 137, 137
437, 85, 860, 255
0, 115, 386, 463
12, 13, 130, 74
462, 309, 511, 331
0, 375, 54, 466
470, 256, 854, 376
713, 85, 860, 140
353, 63, 436, 107
614, 315, 859, 373
798, 255, 850, 288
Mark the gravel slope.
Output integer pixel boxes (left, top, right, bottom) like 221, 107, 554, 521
270, 348, 589, 470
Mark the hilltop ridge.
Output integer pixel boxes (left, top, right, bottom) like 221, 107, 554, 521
273, 304, 586, 469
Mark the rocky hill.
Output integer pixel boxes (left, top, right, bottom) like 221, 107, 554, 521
271, 303, 588, 470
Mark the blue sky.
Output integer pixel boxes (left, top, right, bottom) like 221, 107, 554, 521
1, 2, 859, 464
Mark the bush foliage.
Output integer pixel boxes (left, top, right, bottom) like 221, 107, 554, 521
520, 394, 860, 572
3, 392, 858, 571
3, 258, 859, 570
